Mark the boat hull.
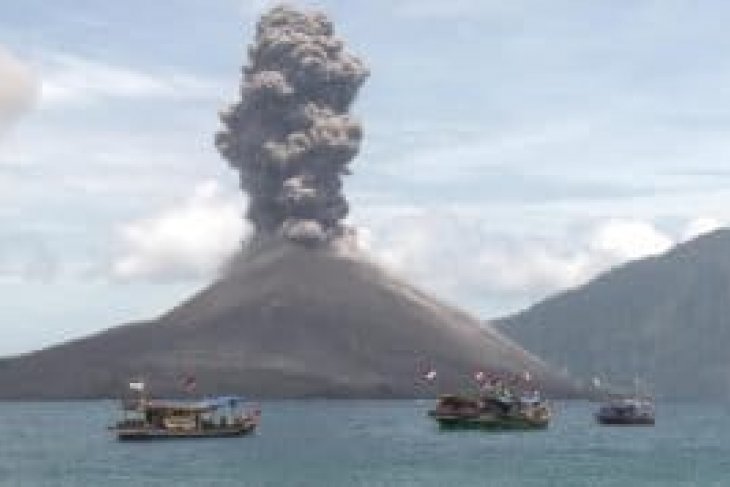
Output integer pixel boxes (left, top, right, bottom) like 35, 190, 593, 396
595, 415, 655, 426
116, 423, 256, 441
429, 412, 549, 431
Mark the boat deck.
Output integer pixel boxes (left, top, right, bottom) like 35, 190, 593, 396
116, 422, 257, 441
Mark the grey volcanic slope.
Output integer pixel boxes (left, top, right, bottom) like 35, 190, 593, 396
497, 228, 730, 400
0, 240, 573, 399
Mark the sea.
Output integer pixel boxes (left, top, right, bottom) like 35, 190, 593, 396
0, 400, 728, 486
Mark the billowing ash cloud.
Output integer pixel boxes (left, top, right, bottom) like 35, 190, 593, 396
215, 5, 369, 245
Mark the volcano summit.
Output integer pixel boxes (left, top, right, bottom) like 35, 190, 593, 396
0, 6, 575, 399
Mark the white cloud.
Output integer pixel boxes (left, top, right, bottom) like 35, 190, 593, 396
361, 210, 704, 316
0, 46, 38, 133
40, 53, 224, 107
475, 244, 591, 294
588, 219, 673, 262
112, 181, 248, 281
682, 216, 723, 241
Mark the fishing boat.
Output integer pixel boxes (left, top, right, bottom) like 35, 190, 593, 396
594, 376, 655, 426
428, 390, 551, 431
595, 397, 655, 426
111, 395, 260, 441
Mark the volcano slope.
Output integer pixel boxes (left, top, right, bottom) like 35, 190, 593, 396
0, 239, 576, 399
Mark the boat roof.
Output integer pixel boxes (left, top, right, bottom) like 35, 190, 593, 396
125, 396, 248, 413
437, 394, 479, 406
199, 396, 248, 409
615, 397, 653, 404
603, 397, 654, 408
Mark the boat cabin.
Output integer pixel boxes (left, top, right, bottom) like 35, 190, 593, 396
114, 396, 259, 440
596, 398, 655, 426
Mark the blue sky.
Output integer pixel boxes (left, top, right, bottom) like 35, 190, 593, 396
1, 0, 729, 355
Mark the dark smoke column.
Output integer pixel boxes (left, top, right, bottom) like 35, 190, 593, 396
216, 5, 369, 245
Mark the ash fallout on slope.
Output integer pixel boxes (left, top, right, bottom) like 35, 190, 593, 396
215, 5, 369, 245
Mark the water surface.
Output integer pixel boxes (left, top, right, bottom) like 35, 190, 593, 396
0, 400, 728, 486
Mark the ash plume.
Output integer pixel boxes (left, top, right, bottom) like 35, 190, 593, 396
215, 5, 369, 245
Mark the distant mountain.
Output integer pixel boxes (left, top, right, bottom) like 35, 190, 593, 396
496, 228, 730, 399
0, 238, 576, 399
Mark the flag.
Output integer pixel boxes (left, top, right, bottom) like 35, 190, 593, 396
522, 370, 532, 382
592, 377, 601, 388
181, 375, 197, 393
474, 371, 485, 383
424, 369, 437, 382
129, 381, 145, 392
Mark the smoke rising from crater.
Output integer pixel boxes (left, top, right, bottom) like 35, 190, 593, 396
215, 5, 369, 245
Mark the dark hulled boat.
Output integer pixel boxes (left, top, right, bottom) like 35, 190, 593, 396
428, 390, 551, 431
595, 398, 655, 426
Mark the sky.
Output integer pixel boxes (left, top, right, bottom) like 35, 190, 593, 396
1, 0, 729, 356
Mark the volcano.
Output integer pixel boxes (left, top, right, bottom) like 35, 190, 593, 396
0, 6, 578, 399
0, 239, 575, 399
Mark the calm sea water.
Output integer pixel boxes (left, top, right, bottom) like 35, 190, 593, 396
0, 400, 729, 486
